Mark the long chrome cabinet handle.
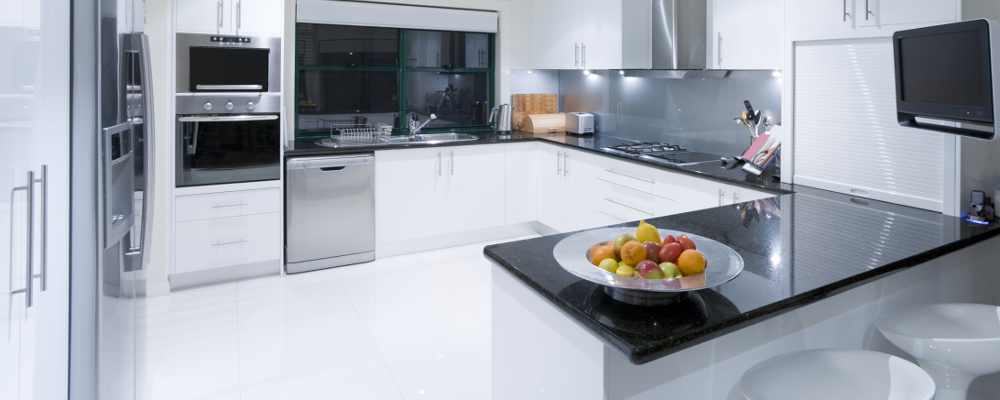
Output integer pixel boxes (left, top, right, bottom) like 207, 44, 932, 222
9, 171, 35, 307
450, 151, 454, 176
719, 188, 725, 206
563, 153, 569, 177
717, 33, 723, 67
438, 151, 442, 176
596, 210, 626, 222
581, 43, 586, 70
604, 169, 654, 184
575, 44, 580, 68
218, 0, 223, 29
557, 152, 562, 175
212, 239, 248, 246
36, 166, 46, 291
843, 0, 852, 22
604, 198, 653, 216
236, 0, 241, 33
212, 202, 248, 208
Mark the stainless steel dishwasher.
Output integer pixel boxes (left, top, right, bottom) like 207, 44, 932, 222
285, 154, 375, 274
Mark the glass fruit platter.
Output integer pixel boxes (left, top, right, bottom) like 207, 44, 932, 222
552, 224, 744, 306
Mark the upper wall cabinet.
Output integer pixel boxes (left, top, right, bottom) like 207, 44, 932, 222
176, 0, 283, 37
712, 0, 783, 70
532, 0, 622, 70
786, 0, 956, 32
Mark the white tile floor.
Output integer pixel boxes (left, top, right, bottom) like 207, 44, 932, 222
139, 235, 538, 400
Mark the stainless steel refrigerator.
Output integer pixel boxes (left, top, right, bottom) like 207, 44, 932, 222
69, 0, 155, 396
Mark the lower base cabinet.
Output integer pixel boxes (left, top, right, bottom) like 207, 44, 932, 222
174, 212, 281, 274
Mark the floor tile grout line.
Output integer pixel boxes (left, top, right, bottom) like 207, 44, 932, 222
339, 298, 409, 400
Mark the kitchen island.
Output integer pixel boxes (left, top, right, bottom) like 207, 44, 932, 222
485, 185, 1000, 400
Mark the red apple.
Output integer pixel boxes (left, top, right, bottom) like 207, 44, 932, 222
635, 260, 665, 279
642, 241, 662, 263
658, 242, 683, 263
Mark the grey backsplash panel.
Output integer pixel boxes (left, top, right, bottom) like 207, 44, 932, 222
556, 69, 782, 157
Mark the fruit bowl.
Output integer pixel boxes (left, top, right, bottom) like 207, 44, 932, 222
553, 227, 744, 305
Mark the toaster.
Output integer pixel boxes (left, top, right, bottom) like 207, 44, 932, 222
566, 112, 595, 135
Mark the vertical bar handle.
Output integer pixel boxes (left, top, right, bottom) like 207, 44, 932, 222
450, 151, 454, 176
717, 33, 723, 67
843, 0, 852, 22
218, 0, 223, 29
236, 0, 241, 33
557, 152, 562, 175
575, 44, 580, 68
438, 152, 442, 177
719, 188, 725, 207
24, 171, 34, 307
581, 43, 586, 70
563, 152, 569, 177
733, 192, 740, 204
36, 165, 46, 291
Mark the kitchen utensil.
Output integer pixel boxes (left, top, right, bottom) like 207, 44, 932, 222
754, 110, 762, 138
488, 104, 513, 133
740, 111, 755, 139
763, 116, 775, 133
565, 112, 595, 135
553, 227, 744, 299
512, 93, 558, 131
743, 100, 757, 125
521, 114, 566, 134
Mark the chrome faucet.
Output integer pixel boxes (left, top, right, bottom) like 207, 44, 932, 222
409, 114, 437, 137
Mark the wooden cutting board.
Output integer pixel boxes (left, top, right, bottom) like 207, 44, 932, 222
512, 94, 558, 131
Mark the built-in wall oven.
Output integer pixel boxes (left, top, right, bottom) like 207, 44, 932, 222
175, 32, 282, 188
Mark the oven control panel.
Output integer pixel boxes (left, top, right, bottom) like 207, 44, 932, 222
210, 36, 251, 44
175, 93, 281, 115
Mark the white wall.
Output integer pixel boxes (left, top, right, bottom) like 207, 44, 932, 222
282, 0, 536, 141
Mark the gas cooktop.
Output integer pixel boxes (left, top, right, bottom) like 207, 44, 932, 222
602, 142, 721, 166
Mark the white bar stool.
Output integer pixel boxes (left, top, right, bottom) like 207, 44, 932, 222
875, 303, 1000, 400
740, 349, 935, 400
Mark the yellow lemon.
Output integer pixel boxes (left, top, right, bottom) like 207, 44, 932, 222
635, 220, 661, 244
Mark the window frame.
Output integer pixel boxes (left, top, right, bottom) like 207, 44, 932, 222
295, 26, 496, 138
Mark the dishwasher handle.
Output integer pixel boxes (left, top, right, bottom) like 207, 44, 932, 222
287, 155, 374, 170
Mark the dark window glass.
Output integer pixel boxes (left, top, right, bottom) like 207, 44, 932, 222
297, 70, 399, 133
407, 30, 490, 69
406, 72, 490, 128
297, 24, 399, 67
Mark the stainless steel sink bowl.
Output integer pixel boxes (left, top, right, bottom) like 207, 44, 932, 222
315, 133, 479, 148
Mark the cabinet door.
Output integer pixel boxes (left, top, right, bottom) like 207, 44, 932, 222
375, 149, 447, 243
714, 0, 783, 70
579, 0, 622, 70
728, 185, 778, 205
176, 0, 231, 34
785, 0, 854, 32
537, 145, 565, 230
234, 0, 283, 37
859, 0, 956, 27
532, 0, 581, 69
672, 174, 724, 213
174, 213, 281, 274
506, 143, 538, 225
445, 145, 506, 233
562, 149, 597, 232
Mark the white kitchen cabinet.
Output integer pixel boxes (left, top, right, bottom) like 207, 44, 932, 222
727, 185, 778, 205
857, 0, 956, 28
176, 0, 282, 36
376, 148, 447, 243
531, 0, 622, 70
176, 0, 233, 34
713, 0, 783, 70
537, 145, 598, 232
175, 187, 281, 223
785, 0, 855, 32
445, 145, 506, 233
537, 145, 566, 229
562, 149, 598, 232
174, 213, 281, 274
506, 143, 538, 225
233, 0, 284, 36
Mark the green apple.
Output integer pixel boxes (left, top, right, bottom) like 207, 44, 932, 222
613, 234, 637, 257
659, 262, 682, 279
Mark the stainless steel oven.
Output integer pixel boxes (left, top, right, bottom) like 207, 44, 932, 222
176, 33, 281, 94
175, 94, 281, 187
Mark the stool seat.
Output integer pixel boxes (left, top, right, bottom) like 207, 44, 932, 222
740, 349, 935, 400
876, 303, 1000, 400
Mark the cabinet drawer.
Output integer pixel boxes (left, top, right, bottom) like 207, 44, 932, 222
175, 187, 280, 222
174, 212, 280, 274
596, 179, 656, 221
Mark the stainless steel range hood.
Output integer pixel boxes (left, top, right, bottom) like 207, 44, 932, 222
623, 0, 708, 70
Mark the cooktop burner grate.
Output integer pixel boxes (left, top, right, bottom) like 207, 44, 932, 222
605, 142, 686, 154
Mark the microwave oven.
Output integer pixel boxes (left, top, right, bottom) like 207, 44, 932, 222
176, 33, 281, 94
894, 19, 1000, 140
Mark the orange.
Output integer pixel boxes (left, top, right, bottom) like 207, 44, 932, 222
605, 243, 620, 261
677, 250, 707, 276
589, 244, 603, 259
592, 246, 616, 266
620, 241, 647, 266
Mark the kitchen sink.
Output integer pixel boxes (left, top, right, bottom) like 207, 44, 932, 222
315, 133, 479, 148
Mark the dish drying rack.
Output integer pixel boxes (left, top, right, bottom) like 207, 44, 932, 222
329, 123, 393, 144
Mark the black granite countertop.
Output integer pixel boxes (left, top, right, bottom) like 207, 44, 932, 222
484, 185, 1000, 365
285, 131, 794, 194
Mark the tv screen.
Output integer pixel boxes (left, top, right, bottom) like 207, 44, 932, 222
899, 30, 984, 107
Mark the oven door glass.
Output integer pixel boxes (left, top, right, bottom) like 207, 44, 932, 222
189, 47, 270, 92
176, 115, 280, 187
